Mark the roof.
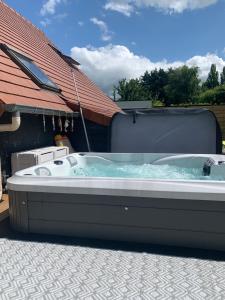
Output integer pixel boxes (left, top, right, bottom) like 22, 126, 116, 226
0, 1, 120, 125
117, 100, 152, 110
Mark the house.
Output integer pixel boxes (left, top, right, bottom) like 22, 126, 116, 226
0, 1, 120, 179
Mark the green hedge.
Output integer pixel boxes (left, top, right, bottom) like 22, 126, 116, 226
196, 85, 225, 105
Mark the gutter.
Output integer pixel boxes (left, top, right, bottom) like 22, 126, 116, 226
4, 104, 78, 117
0, 104, 79, 132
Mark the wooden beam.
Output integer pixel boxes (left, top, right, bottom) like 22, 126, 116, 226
0, 194, 9, 222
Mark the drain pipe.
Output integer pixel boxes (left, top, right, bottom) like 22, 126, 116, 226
0, 111, 21, 132
71, 68, 91, 152
0, 111, 21, 197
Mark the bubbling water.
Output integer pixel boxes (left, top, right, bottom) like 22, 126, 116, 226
71, 162, 222, 181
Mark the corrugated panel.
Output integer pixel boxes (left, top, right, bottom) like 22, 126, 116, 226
0, 2, 120, 124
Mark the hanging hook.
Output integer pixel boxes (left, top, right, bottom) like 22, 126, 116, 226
71, 115, 74, 132
42, 112, 46, 132
64, 113, 70, 133
58, 112, 63, 132
52, 114, 55, 131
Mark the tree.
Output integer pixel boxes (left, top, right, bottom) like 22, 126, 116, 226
141, 69, 169, 105
115, 78, 150, 101
204, 64, 219, 89
221, 66, 225, 85
196, 84, 225, 105
164, 66, 200, 105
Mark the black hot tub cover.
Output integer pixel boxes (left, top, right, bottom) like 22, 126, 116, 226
110, 108, 222, 154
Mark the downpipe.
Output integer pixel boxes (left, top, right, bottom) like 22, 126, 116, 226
0, 111, 21, 132
0, 111, 21, 197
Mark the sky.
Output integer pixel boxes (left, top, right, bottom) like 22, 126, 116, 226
4, 0, 225, 94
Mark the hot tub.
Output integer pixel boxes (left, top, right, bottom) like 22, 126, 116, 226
7, 152, 225, 251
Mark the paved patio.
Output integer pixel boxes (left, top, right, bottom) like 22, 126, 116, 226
0, 220, 225, 299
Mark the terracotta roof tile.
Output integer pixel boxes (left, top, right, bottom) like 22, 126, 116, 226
0, 70, 38, 89
0, 93, 71, 112
0, 1, 120, 125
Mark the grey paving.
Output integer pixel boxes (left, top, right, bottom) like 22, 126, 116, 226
1, 233, 225, 300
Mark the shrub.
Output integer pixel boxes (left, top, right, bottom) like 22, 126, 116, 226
196, 85, 225, 105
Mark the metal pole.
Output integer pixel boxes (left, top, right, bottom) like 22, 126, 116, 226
71, 68, 91, 152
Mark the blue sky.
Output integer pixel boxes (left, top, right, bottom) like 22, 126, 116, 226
4, 0, 225, 93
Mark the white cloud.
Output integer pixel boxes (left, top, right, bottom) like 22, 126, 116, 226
71, 44, 225, 94
90, 17, 113, 41
187, 54, 225, 79
40, 18, 51, 27
54, 13, 68, 21
104, 1, 134, 16
104, 0, 218, 15
78, 21, 84, 27
40, 13, 67, 27
40, 0, 63, 16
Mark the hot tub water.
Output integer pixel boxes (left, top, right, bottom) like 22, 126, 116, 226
72, 161, 222, 181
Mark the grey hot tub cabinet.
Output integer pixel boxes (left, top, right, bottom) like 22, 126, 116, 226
9, 190, 225, 251
8, 152, 225, 251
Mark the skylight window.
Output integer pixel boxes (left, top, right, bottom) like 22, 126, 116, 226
0, 44, 60, 92
49, 44, 80, 69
